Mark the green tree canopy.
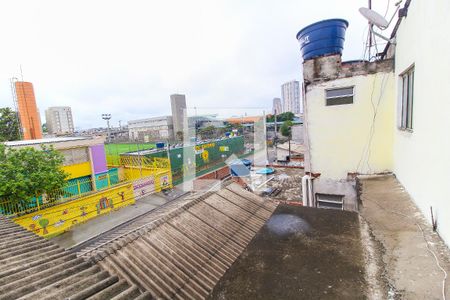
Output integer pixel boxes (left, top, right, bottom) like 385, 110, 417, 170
0, 107, 20, 141
199, 125, 216, 133
280, 120, 293, 137
176, 131, 183, 141
0, 144, 68, 203
266, 111, 295, 123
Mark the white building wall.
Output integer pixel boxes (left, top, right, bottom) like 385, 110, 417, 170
303, 61, 395, 212
393, 0, 450, 244
305, 73, 395, 180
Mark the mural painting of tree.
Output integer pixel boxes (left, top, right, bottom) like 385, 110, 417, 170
38, 218, 49, 234
118, 192, 125, 202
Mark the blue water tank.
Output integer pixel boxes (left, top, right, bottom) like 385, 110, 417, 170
296, 19, 348, 61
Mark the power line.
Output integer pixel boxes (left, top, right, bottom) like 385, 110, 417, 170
364, 194, 447, 300
356, 72, 389, 174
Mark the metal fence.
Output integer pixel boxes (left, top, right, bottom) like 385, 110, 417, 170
0, 170, 122, 217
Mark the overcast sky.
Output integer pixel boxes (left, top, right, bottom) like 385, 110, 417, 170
0, 0, 392, 129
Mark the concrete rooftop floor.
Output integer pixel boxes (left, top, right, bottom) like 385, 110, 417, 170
209, 204, 367, 299
209, 175, 450, 299
359, 175, 450, 300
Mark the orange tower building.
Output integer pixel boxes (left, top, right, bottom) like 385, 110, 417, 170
15, 81, 43, 140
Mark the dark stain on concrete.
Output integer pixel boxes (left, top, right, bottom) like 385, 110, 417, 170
266, 213, 311, 237
209, 205, 367, 300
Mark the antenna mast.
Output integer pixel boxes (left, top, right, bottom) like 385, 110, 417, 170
10, 77, 23, 140
368, 0, 373, 60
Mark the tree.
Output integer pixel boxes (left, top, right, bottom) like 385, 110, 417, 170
176, 131, 183, 141
266, 111, 295, 123
0, 107, 20, 141
280, 120, 293, 137
0, 144, 68, 204
198, 125, 217, 139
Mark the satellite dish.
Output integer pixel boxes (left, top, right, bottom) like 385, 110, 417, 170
359, 2, 403, 44
359, 7, 389, 29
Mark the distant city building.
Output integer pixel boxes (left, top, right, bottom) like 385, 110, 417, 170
170, 94, 187, 135
14, 81, 42, 140
226, 116, 263, 124
128, 116, 174, 141
45, 106, 74, 135
188, 115, 225, 129
281, 80, 301, 114
73, 126, 128, 142
272, 98, 282, 114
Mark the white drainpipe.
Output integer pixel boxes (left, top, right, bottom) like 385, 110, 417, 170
302, 175, 313, 206
308, 175, 314, 207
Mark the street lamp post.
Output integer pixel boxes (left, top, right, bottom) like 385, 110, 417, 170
102, 114, 112, 143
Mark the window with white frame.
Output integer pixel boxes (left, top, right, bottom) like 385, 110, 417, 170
400, 66, 414, 130
325, 87, 354, 106
316, 193, 344, 210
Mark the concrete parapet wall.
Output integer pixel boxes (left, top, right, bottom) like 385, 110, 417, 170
313, 177, 358, 211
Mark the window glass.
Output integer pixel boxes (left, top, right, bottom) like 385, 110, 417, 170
326, 87, 354, 98
325, 87, 354, 106
400, 66, 414, 130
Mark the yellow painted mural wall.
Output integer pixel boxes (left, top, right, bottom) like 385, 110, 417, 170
14, 182, 135, 238
123, 167, 172, 191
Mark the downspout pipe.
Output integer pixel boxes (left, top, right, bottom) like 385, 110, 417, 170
302, 175, 313, 206
308, 175, 314, 207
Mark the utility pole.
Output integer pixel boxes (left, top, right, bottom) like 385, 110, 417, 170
288, 133, 291, 162
194, 106, 198, 142
274, 109, 278, 164
264, 110, 269, 166
102, 114, 112, 143
10, 77, 23, 140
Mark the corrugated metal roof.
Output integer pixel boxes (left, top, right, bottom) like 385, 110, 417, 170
4, 137, 88, 147
80, 183, 277, 299
277, 141, 306, 154
0, 216, 151, 300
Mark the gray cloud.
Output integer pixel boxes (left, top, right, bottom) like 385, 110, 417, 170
0, 0, 392, 128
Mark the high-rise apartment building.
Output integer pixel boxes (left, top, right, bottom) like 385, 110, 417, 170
45, 106, 75, 135
170, 94, 187, 136
14, 81, 43, 140
281, 80, 302, 114
272, 98, 282, 114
